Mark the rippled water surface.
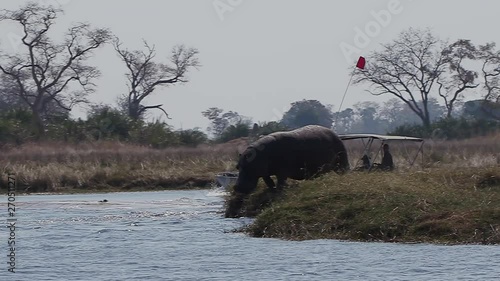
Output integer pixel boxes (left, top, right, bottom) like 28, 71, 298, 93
0, 189, 499, 280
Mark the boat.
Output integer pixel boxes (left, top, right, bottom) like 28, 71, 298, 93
215, 172, 239, 189
339, 133, 424, 171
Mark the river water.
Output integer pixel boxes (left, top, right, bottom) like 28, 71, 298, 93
0, 189, 498, 281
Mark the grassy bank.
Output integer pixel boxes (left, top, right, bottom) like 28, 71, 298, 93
231, 167, 500, 244
0, 141, 245, 193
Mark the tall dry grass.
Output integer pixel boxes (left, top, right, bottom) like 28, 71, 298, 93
0, 141, 248, 193
423, 133, 500, 167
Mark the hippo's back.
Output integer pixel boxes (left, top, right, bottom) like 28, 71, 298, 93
269, 125, 341, 151
260, 125, 347, 174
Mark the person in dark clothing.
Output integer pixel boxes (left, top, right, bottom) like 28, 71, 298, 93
379, 143, 394, 171
361, 154, 371, 170
353, 154, 372, 172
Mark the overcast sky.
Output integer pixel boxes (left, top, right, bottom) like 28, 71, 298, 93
2, 0, 499, 131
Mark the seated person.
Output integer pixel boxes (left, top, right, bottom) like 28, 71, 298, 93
361, 154, 371, 170
354, 154, 372, 171
376, 143, 394, 171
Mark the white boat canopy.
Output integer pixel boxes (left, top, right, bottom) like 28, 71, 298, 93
339, 134, 423, 142
339, 133, 425, 171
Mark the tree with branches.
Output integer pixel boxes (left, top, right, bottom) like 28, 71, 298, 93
437, 39, 479, 118
114, 39, 200, 120
353, 28, 453, 128
202, 107, 248, 140
477, 43, 500, 102
281, 99, 334, 129
0, 2, 112, 137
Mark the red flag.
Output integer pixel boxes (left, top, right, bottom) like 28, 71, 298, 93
356, 56, 366, 69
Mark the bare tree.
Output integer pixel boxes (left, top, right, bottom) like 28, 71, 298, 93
477, 43, 500, 102
437, 39, 478, 118
114, 38, 200, 120
0, 2, 112, 137
353, 28, 449, 128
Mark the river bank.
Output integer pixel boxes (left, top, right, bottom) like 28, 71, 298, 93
227, 166, 500, 244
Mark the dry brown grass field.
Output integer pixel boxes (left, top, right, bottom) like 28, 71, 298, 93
0, 140, 248, 193
0, 133, 499, 194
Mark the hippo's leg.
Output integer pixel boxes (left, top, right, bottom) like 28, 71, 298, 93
276, 175, 288, 189
263, 176, 275, 188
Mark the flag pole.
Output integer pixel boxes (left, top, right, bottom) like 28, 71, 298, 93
334, 56, 365, 130
334, 72, 354, 127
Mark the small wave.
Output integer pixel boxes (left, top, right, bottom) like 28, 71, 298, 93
33, 209, 204, 226
96, 228, 134, 234
206, 187, 229, 197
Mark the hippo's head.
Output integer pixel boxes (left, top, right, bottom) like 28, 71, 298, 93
233, 145, 268, 194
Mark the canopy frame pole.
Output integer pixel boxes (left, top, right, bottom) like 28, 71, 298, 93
410, 141, 425, 167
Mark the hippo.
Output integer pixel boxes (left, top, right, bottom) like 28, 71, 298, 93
234, 125, 349, 194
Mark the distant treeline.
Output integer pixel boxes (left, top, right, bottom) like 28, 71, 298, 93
0, 107, 208, 148
2, 98, 499, 148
